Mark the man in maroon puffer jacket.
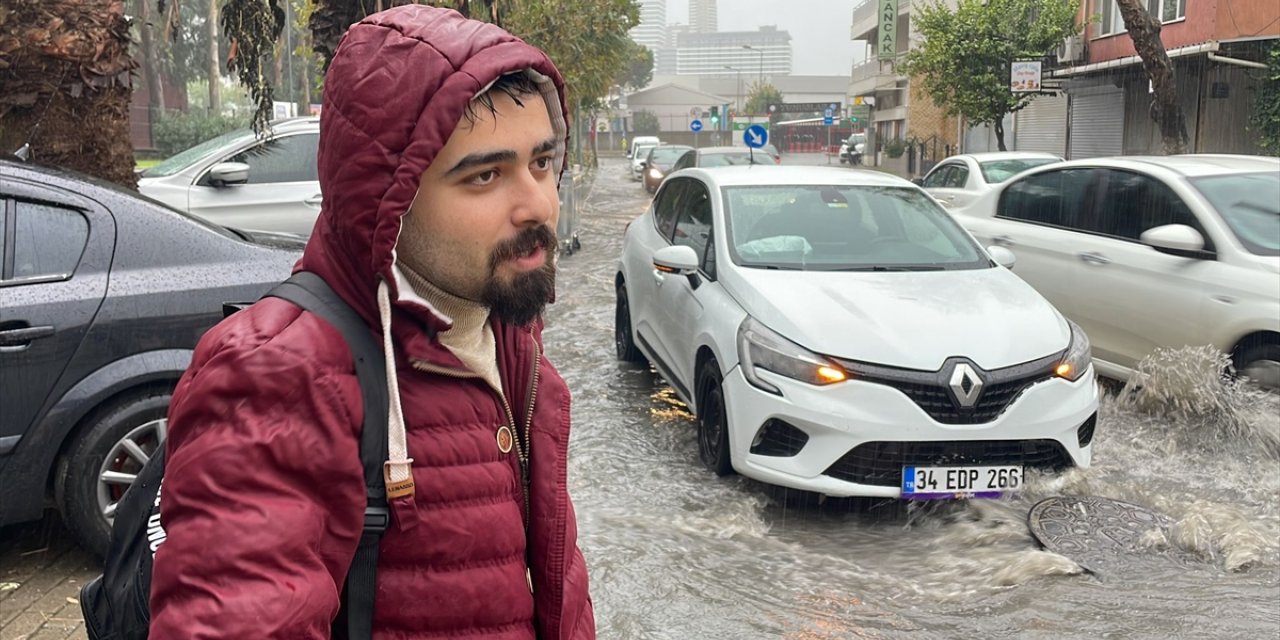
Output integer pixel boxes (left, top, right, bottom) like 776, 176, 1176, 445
149, 5, 594, 638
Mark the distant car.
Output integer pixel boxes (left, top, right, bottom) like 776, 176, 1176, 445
628, 135, 661, 162
953, 154, 1280, 389
0, 159, 301, 556
643, 144, 694, 193
631, 144, 658, 181
914, 152, 1062, 209
615, 165, 1097, 500
670, 146, 779, 173
138, 117, 322, 236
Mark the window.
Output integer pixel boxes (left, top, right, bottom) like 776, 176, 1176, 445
1099, 0, 1183, 36
997, 168, 1097, 230
9, 200, 89, 281
672, 151, 694, 172
215, 133, 320, 184
1190, 172, 1280, 256
672, 181, 714, 274
652, 179, 689, 241
1093, 170, 1209, 246
945, 165, 970, 189
922, 165, 954, 189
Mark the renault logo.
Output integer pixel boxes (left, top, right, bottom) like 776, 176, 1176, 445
948, 363, 984, 408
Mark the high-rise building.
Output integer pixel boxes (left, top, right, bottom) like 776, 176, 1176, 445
629, 0, 669, 65
690, 0, 717, 33
675, 26, 791, 77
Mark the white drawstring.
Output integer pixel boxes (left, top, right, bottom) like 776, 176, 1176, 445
377, 279, 415, 499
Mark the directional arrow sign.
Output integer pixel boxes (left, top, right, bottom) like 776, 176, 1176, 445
744, 124, 768, 149
690, 119, 703, 133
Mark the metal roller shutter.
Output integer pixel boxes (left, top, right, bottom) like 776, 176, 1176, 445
1014, 94, 1068, 156
1068, 86, 1124, 159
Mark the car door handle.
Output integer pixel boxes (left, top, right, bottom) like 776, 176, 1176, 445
304, 194, 323, 206
0, 324, 55, 350
993, 235, 1014, 247
1077, 251, 1111, 266
652, 269, 665, 287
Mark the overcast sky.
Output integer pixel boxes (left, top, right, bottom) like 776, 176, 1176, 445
663, 0, 865, 76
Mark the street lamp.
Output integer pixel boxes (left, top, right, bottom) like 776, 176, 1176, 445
742, 44, 764, 88
723, 65, 742, 115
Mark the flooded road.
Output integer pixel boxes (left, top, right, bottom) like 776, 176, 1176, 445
545, 157, 1280, 638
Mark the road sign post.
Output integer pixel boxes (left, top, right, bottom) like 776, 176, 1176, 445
690, 118, 703, 148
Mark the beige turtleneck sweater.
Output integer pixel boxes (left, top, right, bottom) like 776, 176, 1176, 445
398, 263, 503, 395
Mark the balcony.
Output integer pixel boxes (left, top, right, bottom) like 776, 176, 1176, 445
852, 0, 910, 42
848, 59, 904, 97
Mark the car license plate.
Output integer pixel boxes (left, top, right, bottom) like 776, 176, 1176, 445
901, 465, 1023, 500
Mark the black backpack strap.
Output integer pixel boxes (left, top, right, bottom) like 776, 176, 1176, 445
266, 271, 389, 640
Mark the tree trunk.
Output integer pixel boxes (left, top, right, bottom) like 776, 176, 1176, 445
0, 0, 138, 187
208, 0, 221, 115
1116, 0, 1188, 154
138, 0, 165, 113
994, 117, 1007, 151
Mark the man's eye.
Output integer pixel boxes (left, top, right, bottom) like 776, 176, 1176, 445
468, 170, 498, 185
533, 157, 553, 170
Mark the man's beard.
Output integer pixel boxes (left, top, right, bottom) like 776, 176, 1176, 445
482, 224, 558, 326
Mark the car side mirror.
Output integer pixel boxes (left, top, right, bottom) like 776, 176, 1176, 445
1141, 224, 1206, 258
910, 177, 924, 186
653, 244, 702, 289
987, 246, 1016, 269
208, 162, 250, 187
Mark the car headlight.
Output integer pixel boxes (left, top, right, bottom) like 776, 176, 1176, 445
736, 317, 847, 394
1055, 320, 1092, 381
648, 168, 661, 178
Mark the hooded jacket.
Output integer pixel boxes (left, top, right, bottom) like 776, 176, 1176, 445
149, 6, 593, 639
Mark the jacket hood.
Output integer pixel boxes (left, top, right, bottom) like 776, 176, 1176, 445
299, 5, 570, 334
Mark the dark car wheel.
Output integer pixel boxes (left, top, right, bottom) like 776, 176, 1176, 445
57, 390, 170, 557
696, 359, 734, 476
1234, 341, 1280, 391
615, 283, 645, 363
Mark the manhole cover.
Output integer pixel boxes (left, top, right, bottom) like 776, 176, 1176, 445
1028, 496, 1199, 575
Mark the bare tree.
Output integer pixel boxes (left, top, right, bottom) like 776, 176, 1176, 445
208, 0, 221, 114
1115, 0, 1188, 154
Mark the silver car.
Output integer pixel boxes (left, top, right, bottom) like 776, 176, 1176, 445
138, 117, 322, 236
915, 152, 1062, 210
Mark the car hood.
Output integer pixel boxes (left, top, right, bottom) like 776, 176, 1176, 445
726, 267, 1069, 371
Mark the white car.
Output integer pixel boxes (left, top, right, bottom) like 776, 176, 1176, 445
952, 154, 1280, 389
615, 166, 1098, 499
631, 144, 657, 181
915, 152, 1062, 209
138, 117, 322, 235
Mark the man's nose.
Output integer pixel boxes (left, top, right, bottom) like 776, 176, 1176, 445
511, 168, 555, 226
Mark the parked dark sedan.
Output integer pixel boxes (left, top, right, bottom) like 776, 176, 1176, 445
0, 159, 301, 556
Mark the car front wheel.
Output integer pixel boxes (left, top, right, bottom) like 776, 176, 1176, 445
696, 359, 734, 476
57, 390, 170, 557
615, 283, 645, 363
1234, 341, 1280, 391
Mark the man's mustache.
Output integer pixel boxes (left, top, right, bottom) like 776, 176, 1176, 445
489, 224, 558, 268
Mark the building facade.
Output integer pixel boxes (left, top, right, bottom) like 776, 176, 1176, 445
690, 0, 718, 33
630, 0, 671, 75
675, 27, 792, 77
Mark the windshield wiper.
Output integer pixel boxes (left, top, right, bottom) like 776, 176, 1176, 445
837, 265, 946, 272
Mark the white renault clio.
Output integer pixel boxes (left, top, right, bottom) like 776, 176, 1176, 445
615, 166, 1098, 500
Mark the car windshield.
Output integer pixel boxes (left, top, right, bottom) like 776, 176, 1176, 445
141, 128, 253, 178
724, 184, 989, 271
978, 158, 1059, 184
634, 145, 656, 160
702, 152, 778, 167
1189, 172, 1280, 256
649, 147, 691, 164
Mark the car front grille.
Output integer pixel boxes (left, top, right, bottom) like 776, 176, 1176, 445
832, 352, 1064, 425
823, 439, 1074, 487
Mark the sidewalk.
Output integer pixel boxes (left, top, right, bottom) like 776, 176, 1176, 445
0, 514, 96, 639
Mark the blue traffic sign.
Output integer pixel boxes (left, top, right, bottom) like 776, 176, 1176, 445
823, 116, 834, 125
690, 119, 703, 133
744, 124, 768, 148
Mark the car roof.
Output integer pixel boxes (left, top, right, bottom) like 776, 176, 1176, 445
1047, 153, 1279, 177
955, 152, 1062, 162
682, 165, 914, 188
698, 146, 762, 155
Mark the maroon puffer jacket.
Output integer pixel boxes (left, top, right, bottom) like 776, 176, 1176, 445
149, 6, 593, 639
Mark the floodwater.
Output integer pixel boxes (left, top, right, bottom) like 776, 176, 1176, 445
543, 157, 1280, 639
